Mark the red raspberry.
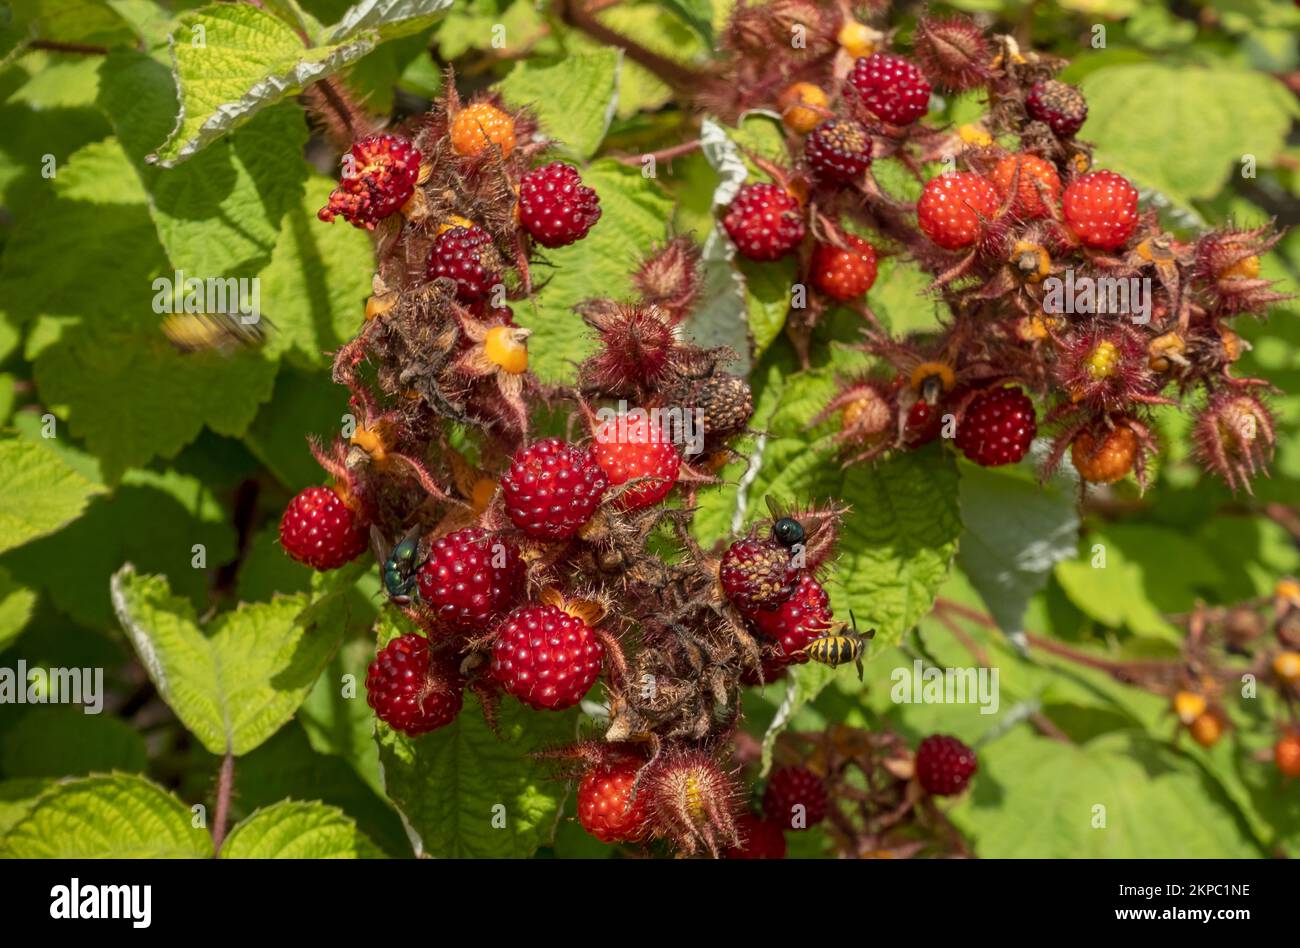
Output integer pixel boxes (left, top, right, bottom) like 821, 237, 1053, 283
577, 757, 652, 843
426, 224, 499, 302
416, 527, 525, 630
812, 235, 878, 302
762, 766, 828, 830
722, 183, 805, 261
365, 634, 465, 736
917, 172, 1000, 250
1062, 170, 1139, 250
501, 438, 609, 540
804, 118, 872, 184
318, 134, 422, 229
720, 538, 799, 614
518, 162, 602, 248
750, 573, 833, 660
914, 734, 977, 795
848, 53, 932, 126
1025, 79, 1088, 138
724, 812, 787, 859
490, 603, 605, 710
279, 485, 368, 571
905, 398, 943, 446
593, 414, 681, 510
955, 386, 1037, 467
990, 153, 1061, 219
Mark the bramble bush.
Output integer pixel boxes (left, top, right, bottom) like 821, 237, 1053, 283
0, 0, 1299, 860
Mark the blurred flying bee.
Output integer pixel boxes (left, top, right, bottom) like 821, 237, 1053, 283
161, 312, 269, 354
371, 525, 427, 606
801, 611, 875, 682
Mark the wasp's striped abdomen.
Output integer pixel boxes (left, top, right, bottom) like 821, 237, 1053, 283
806, 635, 861, 667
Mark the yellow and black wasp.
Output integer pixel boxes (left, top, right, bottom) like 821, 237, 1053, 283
801, 611, 875, 681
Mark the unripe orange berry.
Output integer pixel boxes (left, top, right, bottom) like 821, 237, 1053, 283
777, 82, 828, 134
451, 103, 515, 158
1273, 650, 1300, 684
1189, 711, 1225, 748
1275, 734, 1300, 777
837, 20, 877, 58
484, 325, 529, 374
1070, 425, 1138, 484
1171, 690, 1207, 726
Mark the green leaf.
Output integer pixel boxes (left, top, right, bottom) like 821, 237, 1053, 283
0, 566, 37, 651
220, 800, 383, 857
497, 49, 622, 160
1, 461, 237, 629
739, 257, 793, 358
151, 0, 453, 165
957, 447, 1080, 638
1081, 63, 1300, 204
0, 435, 104, 555
377, 688, 576, 858
1054, 524, 1223, 642
1, 709, 148, 778
257, 176, 373, 368
0, 779, 54, 837
950, 729, 1262, 858
110, 566, 344, 756
517, 160, 673, 384
0, 773, 212, 858
653, 0, 713, 45
16, 141, 279, 481
298, 636, 384, 794
99, 49, 310, 278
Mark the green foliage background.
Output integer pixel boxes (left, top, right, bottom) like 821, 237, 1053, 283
0, 0, 1297, 858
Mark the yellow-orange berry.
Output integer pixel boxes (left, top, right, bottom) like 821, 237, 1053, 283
837, 20, 877, 58
957, 123, 993, 147
484, 325, 529, 374
1085, 340, 1120, 380
1189, 711, 1225, 748
1221, 254, 1260, 280
1273, 651, 1300, 684
437, 214, 476, 235
1148, 331, 1185, 372
1172, 690, 1207, 726
450, 103, 516, 158
777, 82, 828, 134
1070, 425, 1138, 484
470, 478, 497, 513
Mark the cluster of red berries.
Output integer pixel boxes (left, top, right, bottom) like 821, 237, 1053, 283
712, 6, 1284, 493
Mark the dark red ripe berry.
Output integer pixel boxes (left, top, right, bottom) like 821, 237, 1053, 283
956, 386, 1037, 467
593, 415, 681, 510
720, 538, 799, 614
812, 235, 878, 302
501, 438, 609, 540
725, 812, 788, 859
416, 527, 525, 630
804, 119, 872, 184
750, 573, 833, 660
1025, 79, 1088, 138
1061, 170, 1139, 251
763, 766, 828, 830
491, 603, 605, 710
427, 225, 499, 302
915, 734, 978, 795
318, 134, 422, 229
279, 485, 368, 571
723, 183, 805, 261
905, 398, 942, 446
366, 634, 464, 736
518, 161, 602, 248
848, 53, 932, 126
577, 757, 652, 843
